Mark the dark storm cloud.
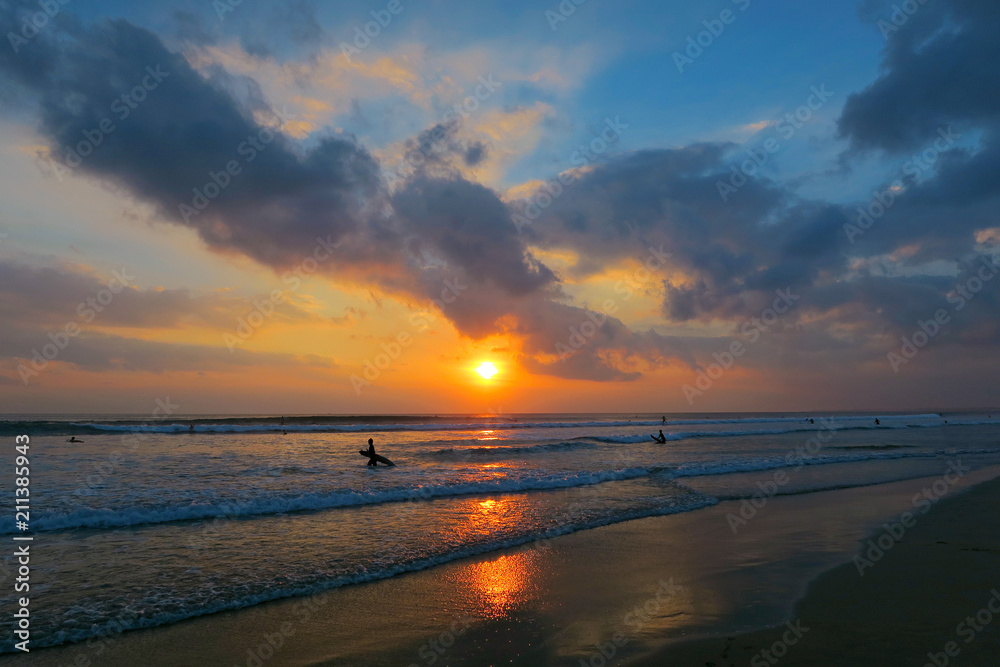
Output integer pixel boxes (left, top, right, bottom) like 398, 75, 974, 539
839, 0, 1000, 154
464, 142, 488, 166
525, 147, 843, 324
0, 12, 383, 270
392, 176, 556, 296
834, 0, 1000, 262
525, 145, 783, 280
399, 119, 491, 175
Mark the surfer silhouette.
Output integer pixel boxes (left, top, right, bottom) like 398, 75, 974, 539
651, 430, 667, 444
875, 418, 880, 425
67, 437, 83, 443
359, 438, 395, 467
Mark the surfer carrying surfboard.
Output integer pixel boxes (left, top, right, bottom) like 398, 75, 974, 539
651, 430, 667, 444
360, 438, 396, 467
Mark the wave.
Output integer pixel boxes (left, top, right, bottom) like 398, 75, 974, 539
830, 444, 914, 450
1, 491, 716, 654
588, 434, 652, 444
69, 419, 689, 434
579, 422, 948, 446
670, 447, 1000, 478
63, 416, 970, 442
17, 442, 998, 534
670, 450, 939, 478
0, 412, 965, 436
413, 422, 943, 458
8, 467, 662, 534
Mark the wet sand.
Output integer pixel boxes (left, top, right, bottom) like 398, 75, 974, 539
9, 465, 1000, 666
638, 471, 1000, 666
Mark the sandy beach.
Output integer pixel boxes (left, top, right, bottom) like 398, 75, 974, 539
643, 470, 1000, 666
11, 462, 1000, 667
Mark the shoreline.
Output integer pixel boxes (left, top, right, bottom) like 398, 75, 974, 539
638, 469, 1000, 665
7, 463, 999, 666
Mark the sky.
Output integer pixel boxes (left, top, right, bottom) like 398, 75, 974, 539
0, 0, 998, 414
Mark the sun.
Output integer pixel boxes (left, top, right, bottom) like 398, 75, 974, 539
476, 362, 498, 379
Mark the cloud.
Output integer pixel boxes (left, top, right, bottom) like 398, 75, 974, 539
0, 13, 383, 270
0, 259, 317, 330
4, 0, 1000, 389
392, 175, 556, 296
0, 257, 338, 380
0, 321, 332, 376
839, 0, 1000, 154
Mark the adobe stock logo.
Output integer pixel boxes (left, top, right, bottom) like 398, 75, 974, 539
7, 0, 72, 54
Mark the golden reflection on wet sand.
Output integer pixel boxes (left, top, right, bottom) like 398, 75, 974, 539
465, 550, 540, 619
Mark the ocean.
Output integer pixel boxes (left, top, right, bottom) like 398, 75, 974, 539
2, 411, 999, 654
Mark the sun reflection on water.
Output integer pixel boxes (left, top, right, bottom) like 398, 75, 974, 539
455, 496, 542, 618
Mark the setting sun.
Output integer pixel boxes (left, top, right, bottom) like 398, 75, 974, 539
476, 362, 499, 379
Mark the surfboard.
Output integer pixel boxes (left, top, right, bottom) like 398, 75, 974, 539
358, 450, 396, 466
650, 435, 666, 443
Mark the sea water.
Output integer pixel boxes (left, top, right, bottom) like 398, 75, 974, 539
1, 411, 998, 652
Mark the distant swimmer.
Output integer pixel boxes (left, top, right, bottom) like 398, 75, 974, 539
875, 418, 880, 425
651, 430, 667, 444
67, 437, 84, 443
189, 424, 194, 432
662, 416, 666, 424
280, 416, 285, 426
810, 418, 815, 424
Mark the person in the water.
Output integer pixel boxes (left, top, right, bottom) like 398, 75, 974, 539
67, 437, 84, 443
365, 438, 378, 466
651, 430, 667, 443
